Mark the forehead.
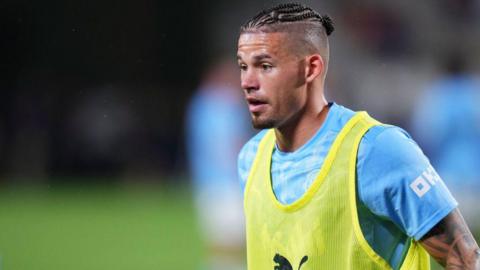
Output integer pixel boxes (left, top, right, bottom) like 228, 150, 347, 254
237, 32, 291, 59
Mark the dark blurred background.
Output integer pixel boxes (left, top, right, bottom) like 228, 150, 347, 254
1, 0, 480, 181
1, 0, 210, 182
0, 0, 479, 269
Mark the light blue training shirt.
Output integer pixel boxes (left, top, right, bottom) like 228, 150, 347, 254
187, 86, 252, 196
238, 102, 458, 269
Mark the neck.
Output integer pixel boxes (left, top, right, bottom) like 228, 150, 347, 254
275, 91, 329, 152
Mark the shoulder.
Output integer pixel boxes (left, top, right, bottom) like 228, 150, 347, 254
357, 124, 431, 196
361, 124, 425, 164
357, 123, 458, 239
238, 130, 269, 191
357, 124, 430, 204
238, 129, 269, 162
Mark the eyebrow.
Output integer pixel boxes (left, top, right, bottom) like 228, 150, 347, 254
253, 53, 272, 61
236, 53, 273, 61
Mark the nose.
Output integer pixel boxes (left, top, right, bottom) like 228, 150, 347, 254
241, 69, 260, 92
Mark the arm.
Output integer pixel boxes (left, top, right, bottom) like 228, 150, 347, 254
420, 208, 480, 269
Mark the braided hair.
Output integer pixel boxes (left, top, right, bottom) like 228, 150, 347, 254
240, 3, 334, 36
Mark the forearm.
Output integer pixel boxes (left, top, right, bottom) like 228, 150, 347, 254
420, 209, 480, 269
423, 233, 480, 269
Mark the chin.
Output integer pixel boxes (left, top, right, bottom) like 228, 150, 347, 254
251, 117, 277, 130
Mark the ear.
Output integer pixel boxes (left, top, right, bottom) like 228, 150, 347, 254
305, 54, 324, 83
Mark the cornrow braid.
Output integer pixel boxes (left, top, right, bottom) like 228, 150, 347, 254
241, 3, 334, 36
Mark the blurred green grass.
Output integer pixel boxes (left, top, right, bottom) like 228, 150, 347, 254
0, 184, 478, 270
0, 184, 204, 270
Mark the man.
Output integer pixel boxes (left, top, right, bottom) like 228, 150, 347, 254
186, 57, 250, 269
236, 3, 480, 270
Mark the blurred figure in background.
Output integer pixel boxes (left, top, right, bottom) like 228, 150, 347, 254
185, 56, 251, 270
411, 52, 480, 226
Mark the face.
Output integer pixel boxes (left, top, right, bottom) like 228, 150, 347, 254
237, 32, 308, 129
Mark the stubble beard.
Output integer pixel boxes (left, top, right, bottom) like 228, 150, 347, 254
250, 114, 278, 129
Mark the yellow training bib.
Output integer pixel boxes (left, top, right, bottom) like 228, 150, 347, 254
244, 112, 430, 270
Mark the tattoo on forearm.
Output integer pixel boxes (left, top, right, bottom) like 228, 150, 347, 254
420, 209, 480, 269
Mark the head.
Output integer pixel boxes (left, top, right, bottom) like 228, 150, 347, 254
237, 3, 334, 129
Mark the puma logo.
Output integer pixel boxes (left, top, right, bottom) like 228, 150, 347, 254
274, 253, 308, 270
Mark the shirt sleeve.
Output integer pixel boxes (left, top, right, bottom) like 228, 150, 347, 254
357, 125, 458, 240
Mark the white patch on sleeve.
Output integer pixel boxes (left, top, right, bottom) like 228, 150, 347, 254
410, 165, 442, 198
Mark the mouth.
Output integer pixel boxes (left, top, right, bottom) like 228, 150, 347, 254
246, 97, 268, 113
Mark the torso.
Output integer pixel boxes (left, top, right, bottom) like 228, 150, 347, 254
238, 102, 457, 269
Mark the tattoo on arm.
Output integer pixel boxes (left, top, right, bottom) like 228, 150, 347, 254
420, 209, 480, 269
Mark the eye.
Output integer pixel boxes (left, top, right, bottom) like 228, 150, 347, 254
239, 63, 247, 71
261, 63, 273, 71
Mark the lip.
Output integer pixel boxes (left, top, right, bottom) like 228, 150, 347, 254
248, 103, 268, 113
246, 96, 268, 113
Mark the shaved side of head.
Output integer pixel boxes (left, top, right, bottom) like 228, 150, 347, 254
240, 3, 334, 76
